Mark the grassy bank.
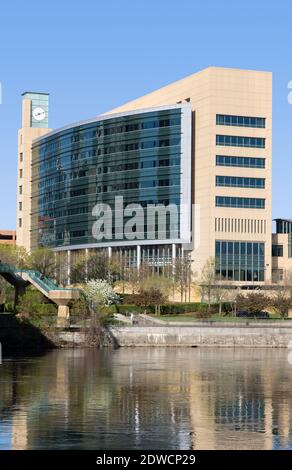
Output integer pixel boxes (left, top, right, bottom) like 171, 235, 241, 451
150, 314, 291, 322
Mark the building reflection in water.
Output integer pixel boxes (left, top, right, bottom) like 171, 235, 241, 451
0, 348, 292, 449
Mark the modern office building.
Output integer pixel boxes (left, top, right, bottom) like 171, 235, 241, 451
17, 67, 273, 284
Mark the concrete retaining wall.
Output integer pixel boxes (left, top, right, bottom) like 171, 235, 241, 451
106, 325, 292, 348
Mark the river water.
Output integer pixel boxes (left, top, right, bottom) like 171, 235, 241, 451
0, 348, 292, 450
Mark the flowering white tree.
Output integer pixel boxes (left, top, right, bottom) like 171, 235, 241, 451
82, 279, 120, 309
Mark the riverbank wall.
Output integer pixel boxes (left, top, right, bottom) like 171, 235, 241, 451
59, 324, 292, 348
2, 314, 292, 354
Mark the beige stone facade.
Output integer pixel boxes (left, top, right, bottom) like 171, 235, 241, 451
107, 67, 272, 283
16, 94, 51, 252
272, 232, 292, 282
17, 68, 273, 285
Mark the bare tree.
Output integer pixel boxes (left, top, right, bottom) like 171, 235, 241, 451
30, 247, 56, 278
213, 283, 230, 316
271, 269, 292, 318
200, 257, 217, 312
173, 256, 193, 302
236, 292, 270, 314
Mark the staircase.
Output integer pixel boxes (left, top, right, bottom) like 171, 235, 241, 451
0, 263, 79, 324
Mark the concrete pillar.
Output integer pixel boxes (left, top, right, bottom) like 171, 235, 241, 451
137, 245, 141, 269
172, 243, 176, 275
54, 251, 57, 280
108, 247, 112, 282
172, 243, 176, 261
67, 250, 71, 286
85, 248, 89, 281
57, 305, 70, 327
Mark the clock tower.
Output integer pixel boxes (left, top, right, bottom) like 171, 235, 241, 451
17, 92, 51, 251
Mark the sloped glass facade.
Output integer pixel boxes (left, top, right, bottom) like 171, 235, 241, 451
31, 108, 185, 249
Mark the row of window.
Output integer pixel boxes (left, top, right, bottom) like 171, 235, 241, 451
73, 137, 181, 158
35, 201, 178, 221
37, 158, 181, 188
216, 114, 265, 128
216, 175, 265, 189
40, 199, 174, 219
216, 155, 265, 168
97, 178, 180, 193
102, 118, 180, 136
37, 115, 181, 156
98, 158, 180, 174
275, 219, 292, 234
38, 136, 181, 162
216, 135, 265, 148
215, 240, 265, 282
216, 196, 265, 209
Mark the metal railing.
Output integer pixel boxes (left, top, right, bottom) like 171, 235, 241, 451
0, 263, 69, 292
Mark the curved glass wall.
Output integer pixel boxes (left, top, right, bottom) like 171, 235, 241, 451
31, 105, 191, 249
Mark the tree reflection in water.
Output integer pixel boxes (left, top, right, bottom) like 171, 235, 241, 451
0, 348, 292, 450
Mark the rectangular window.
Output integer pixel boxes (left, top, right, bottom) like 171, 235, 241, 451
272, 244, 283, 257
216, 114, 265, 128
216, 175, 265, 189
216, 196, 265, 209
215, 240, 265, 282
19, 152, 23, 162
19, 202, 22, 211
19, 186, 22, 195
216, 135, 265, 148
18, 218, 22, 228
19, 169, 23, 178
276, 220, 292, 234
216, 155, 265, 168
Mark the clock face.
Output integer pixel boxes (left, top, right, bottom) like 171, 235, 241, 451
32, 107, 46, 121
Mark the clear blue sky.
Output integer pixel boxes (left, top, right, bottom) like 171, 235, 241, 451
0, 0, 291, 229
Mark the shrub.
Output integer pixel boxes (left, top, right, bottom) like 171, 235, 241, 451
25, 311, 56, 329
116, 304, 144, 315
82, 279, 120, 308
116, 302, 231, 316
236, 292, 270, 314
127, 288, 167, 314
69, 296, 90, 322
17, 289, 54, 316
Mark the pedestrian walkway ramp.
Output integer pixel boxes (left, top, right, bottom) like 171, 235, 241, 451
0, 263, 79, 324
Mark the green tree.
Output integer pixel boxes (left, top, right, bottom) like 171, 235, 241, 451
17, 289, 46, 315
71, 252, 121, 284
0, 277, 15, 311
0, 244, 30, 268
30, 247, 56, 278
128, 288, 167, 315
